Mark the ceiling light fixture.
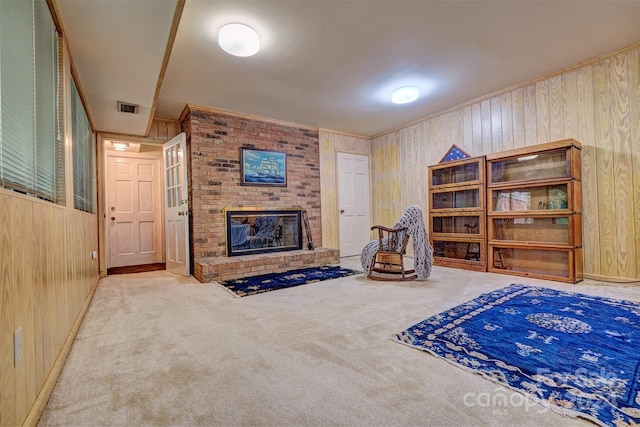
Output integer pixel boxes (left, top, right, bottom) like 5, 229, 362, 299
218, 23, 260, 57
391, 86, 420, 104
112, 142, 129, 151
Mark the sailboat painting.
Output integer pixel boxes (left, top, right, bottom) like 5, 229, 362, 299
240, 148, 287, 186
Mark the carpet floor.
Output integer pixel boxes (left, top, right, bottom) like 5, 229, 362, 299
38, 257, 640, 426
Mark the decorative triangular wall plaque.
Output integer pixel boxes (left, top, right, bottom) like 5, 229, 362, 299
439, 144, 470, 163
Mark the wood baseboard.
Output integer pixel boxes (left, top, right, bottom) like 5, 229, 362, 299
22, 276, 100, 427
583, 273, 640, 284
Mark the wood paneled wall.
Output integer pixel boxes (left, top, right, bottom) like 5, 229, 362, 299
319, 130, 371, 249
1, 25, 101, 426
370, 45, 640, 281
146, 117, 181, 141
0, 191, 99, 426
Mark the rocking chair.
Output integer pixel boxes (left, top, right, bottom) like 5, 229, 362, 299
367, 225, 417, 281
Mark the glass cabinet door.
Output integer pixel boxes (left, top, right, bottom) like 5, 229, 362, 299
431, 162, 479, 186
489, 217, 571, 244
490, 246, 570, 278
433, 239, 483, 262
432, 188, 480, 210
432, 215, 482, 235
489, 148, 570, 184
490, 184, 570, 213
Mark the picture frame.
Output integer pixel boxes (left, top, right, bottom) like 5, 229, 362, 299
240, 148, 287, 186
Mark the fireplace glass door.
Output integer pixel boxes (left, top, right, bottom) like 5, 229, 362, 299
226, 210, 302, 256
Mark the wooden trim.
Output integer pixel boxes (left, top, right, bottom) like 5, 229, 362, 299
181, 104, 319, 132
488, 241, 577, 250
97, 134, 107, 277
318, 127, 370, 140
22, 276, 99, 427
46, 1, 64, 35
98, 131, 167, 146
0, 188, 67, 210
145, 0, 186, 137
372, 42, 640, 139
583, 273, 640, 284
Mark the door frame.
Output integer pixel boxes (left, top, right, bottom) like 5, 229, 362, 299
104, 149, 164, 269
97, 134, 167, 277
337, 151, 372, 257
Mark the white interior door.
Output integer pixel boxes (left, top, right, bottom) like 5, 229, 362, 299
338, 152, 371, 256
107, 154, 163, 267
163, 133, 190, 276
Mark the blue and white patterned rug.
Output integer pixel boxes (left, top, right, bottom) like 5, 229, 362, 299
394, 284, 640, 426
217, 265, 360, 297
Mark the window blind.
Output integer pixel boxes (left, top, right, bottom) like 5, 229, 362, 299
35, 0, 58, 200
71, 79, 95, 213
0, 0, 36, 194
0, 0, 63, 203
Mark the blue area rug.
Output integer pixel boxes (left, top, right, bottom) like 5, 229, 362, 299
217, 265, 360, 297
394, 284, 640, 426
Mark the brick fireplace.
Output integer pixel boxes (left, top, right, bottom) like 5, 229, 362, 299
180, 106, 339, 282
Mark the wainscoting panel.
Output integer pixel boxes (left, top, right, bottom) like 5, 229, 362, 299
0, 191, 99, 426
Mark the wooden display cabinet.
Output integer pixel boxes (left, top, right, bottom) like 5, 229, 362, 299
485, 139, 583, 283
429, 156, 486, 271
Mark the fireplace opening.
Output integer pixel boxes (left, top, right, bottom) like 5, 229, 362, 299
226, 209, 302, 257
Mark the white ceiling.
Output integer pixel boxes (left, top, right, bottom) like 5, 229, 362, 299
56, 0, 640, 138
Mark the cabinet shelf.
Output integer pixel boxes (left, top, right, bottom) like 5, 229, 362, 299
486, 139, 581, 186
428, 140, 582, 282
429, 156, 486, 272
488, 244, 583, 283
429, 156, 484, 188
430, 185, 484, 212
431, 214, 484, 238
432, 237, 486, 272
489, 214, 582, 247
486, 139, 582, 283
488, 181, 579, 215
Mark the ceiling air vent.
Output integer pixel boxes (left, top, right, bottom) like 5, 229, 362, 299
117, 101, 139, 114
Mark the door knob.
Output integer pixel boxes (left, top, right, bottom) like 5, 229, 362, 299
178, 211, 184, 216
110, 217, 116, 220
340, 209, 345, 214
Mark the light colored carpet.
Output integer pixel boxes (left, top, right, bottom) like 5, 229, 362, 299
39, 257, 640, 426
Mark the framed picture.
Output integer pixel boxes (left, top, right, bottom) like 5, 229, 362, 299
240, 148, 287, 186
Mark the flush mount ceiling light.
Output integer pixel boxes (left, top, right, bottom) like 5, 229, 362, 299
391, 86, 420, 104
218, 23, 260, 57
112, 142, 129, 151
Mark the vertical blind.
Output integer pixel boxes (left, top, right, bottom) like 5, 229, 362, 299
71, 78, 95, 213
0, 0, 64, 203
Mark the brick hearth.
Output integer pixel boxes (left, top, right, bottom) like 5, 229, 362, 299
194, 248, 340, 283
